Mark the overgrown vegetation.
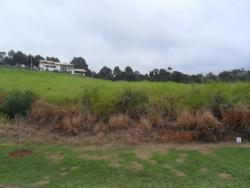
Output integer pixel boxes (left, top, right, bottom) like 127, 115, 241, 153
0, 67, 250, 142
0, 90, 34, 119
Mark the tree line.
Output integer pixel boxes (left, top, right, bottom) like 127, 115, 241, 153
0, 50, 249, 83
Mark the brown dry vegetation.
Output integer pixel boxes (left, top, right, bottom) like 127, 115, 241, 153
2, 100, 248, 144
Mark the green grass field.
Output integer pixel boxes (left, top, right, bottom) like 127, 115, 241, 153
0, 143, 249, 188
0, 67, 249, 109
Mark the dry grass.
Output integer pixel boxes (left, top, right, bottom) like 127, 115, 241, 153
30, 101, 96, 134
29, 101, 63, 126
137, 118, 151, 133
177, 110, 196, 129
148, 113, 169, 129
106, 114, 135, 131
223, 106, 250, 130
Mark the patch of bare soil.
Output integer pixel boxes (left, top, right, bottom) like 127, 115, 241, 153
134, 144, 169, 164
164, 164, 186, 177
46, 152, 64, 163
59, 172, 69, 176
130, 161, 144, 171
176, 153, 187, 163
9, 149, 32, 159
200, 167, 208, 173
218, 173, 232, 180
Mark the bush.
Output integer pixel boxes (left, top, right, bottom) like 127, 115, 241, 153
114, 89, 149, 119
210, 91, 231, 119
0, 90, 34, 119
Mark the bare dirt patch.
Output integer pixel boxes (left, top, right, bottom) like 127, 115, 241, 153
176, 153, 187, 163
134, 144, 169, 163
130, 161, 144, 171
59, 172, 69, 176
9, 149, 32, 159
218, 173, 232, 180
200, 167, 208, 173
47, 152, 64, 163
164, 164, 186, 177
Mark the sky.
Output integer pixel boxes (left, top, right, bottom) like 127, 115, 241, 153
0, 0, 250, 74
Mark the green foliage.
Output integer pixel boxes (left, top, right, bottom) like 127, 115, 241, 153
114, 89, 149, 118
0, 90, 34, 119
0, 67, 249, 113
79, 88, 99, 112
210, 90, 231, 119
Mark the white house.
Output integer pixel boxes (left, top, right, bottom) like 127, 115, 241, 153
39, 60, 74, 72
39, 60, 86, 76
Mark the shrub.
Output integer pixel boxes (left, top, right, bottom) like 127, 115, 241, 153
223, 106, 250, 130
0, 90, 34, 119
210, 91, 231, 119
114, 89, 149, 119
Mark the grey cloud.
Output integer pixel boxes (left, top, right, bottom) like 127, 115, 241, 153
0, 0, 250, 74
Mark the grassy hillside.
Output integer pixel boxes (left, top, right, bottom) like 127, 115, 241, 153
0, 67, 249, 109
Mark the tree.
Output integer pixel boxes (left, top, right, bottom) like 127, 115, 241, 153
113, 66, 123, 80
125, 66, 135, 81
33, 55, 44, 68
46, 56, 60, 62
70, 57, 88, 70
98, 66, 112, 80
149, 69, 160, 81
13, 51, 28, 66
0, 52, 6, 64
219, 71, 233, 82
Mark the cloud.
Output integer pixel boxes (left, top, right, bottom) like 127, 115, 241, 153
0, 0, 250, 73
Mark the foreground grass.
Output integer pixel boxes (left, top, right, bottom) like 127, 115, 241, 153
0, 67, 249, 109
0, 143, 249, 188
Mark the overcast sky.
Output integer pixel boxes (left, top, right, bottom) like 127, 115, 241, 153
0, 0, 250, 74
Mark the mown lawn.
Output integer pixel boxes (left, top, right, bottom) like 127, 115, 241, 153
0, 67, 249, 109
0, 143, 249, 188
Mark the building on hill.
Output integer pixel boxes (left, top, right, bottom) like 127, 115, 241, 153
39, 60, 86, 75
72, 68, 87, 76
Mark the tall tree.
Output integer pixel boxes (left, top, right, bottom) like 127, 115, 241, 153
70, 57, 88, 69
113, 66, 123, 80
98, 66, 112, 80
125, 66, 135, 81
